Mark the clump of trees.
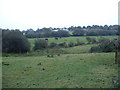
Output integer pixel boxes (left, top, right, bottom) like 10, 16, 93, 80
57, 30, 70, 37
22, 25, 118, 38
68, 42, 75, 47
49, 42, 57, 48
2, 29, 30, 53
86, 37, 97, 44
72, 29, 85, 36
75, 39, 84, 46
1, 25, 119, 54
24, 28, 70, 38
90, 39, 119, 53
58, 42, 68, 48
33, 39, 48, 51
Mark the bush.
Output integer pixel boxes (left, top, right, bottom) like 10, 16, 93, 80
49, 42, 57, 48
90, 46, 102, 52
68, 42, 74, 47
76, 39, 85, 45
86, 37, 97, 44
2, 30, 30, 53
91, 38, 97, 44
72, 29, 85, 36
33, 39, 48, 51
86, 37, 91, 44
57, 30, 70, 37
86, 30, 98, 36
90, 39, 118, 53
98, 37, 110, 43
58, 42, 68, 48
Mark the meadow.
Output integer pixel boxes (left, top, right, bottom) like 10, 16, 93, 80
2, 36, 119, 88
28, 36, 118, 49
2, 53, 118, 88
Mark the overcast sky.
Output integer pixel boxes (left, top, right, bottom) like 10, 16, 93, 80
0, 0, 119, 30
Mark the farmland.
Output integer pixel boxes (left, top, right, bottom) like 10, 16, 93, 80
2, 53, 118, 88
29, 36, 117, 48
2, 36, 119, 88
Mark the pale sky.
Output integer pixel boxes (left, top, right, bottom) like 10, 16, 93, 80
0, 0, 119, 30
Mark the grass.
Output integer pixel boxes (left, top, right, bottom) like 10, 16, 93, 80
61, 44, 97, 54
2, 53, 118, 88
28, 36, 118, 49
2, 44, 97, 57
2, 36, 119, 88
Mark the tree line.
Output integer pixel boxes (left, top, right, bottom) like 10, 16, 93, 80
1, 25, 119, 38
2, 28, 119, 54
24, 29, 118, 38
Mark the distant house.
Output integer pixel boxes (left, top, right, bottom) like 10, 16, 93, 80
83, 29, 87, 30
23, 33, 26, 35
62, 28, 68, 31
53, 30, 58, 32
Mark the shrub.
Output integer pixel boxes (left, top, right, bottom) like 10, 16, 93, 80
45, 38, 48, 41
91, 38, 97, 44
68, 42, 74, 47
49, 42, 57, 48
86, 30, 98, 36
55, 37, 59, 40
47, 55, 50, 57
33, 39, 48, 51
90, 46, 102, 52
86, 37, 92, 44
76, 39, 85, 45
57, 30, 70, 37
90, 39, 118, 53
2, 30, 30, 53
86, 37, 97, 44
57, 54, 60, 56
98, 37, 110, 43
72, 29, 85, 36
58, 42, 68, 48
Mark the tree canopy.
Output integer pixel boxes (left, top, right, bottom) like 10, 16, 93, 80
2, 30, 30, 53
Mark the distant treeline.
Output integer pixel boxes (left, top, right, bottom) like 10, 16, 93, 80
1, 25, 120, 38
1, 28, 120, 54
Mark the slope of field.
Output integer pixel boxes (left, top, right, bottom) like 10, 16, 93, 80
28, 36, 118, 49
2, 53, 118, 88
61, 44, 97, 54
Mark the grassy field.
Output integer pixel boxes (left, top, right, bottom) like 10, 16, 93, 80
2, 53, 118, 88
61, 44, 97, 54
2, 36, 119, 88
29, 36, 118, 49
2, 44, 97, 57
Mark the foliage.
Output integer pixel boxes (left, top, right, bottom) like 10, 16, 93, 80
98, 37, 110, 43
51, 31, 60, 37
90, 39, 119, 52
2, 30, 30, 53
57, 30, 70, 37
68, 42, 75, 47
49, 42, 57, 48
58, 42, 68, 48
86, 37, 97, 44
20, 25, 118, 38
75, 39, 85, 46
86, 30, 98, 36
72, 29, 85, 36
42, 28, 52, 37
33, 39, 48, 50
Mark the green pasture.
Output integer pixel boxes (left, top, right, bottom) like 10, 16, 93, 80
2, 53, 118, 88
61, 44, 97, 54
28, 36, 118, 49
2, 44, 96, 57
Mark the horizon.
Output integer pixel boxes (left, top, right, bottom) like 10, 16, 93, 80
0, 24, 119, 31
0, 0, 119, 30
